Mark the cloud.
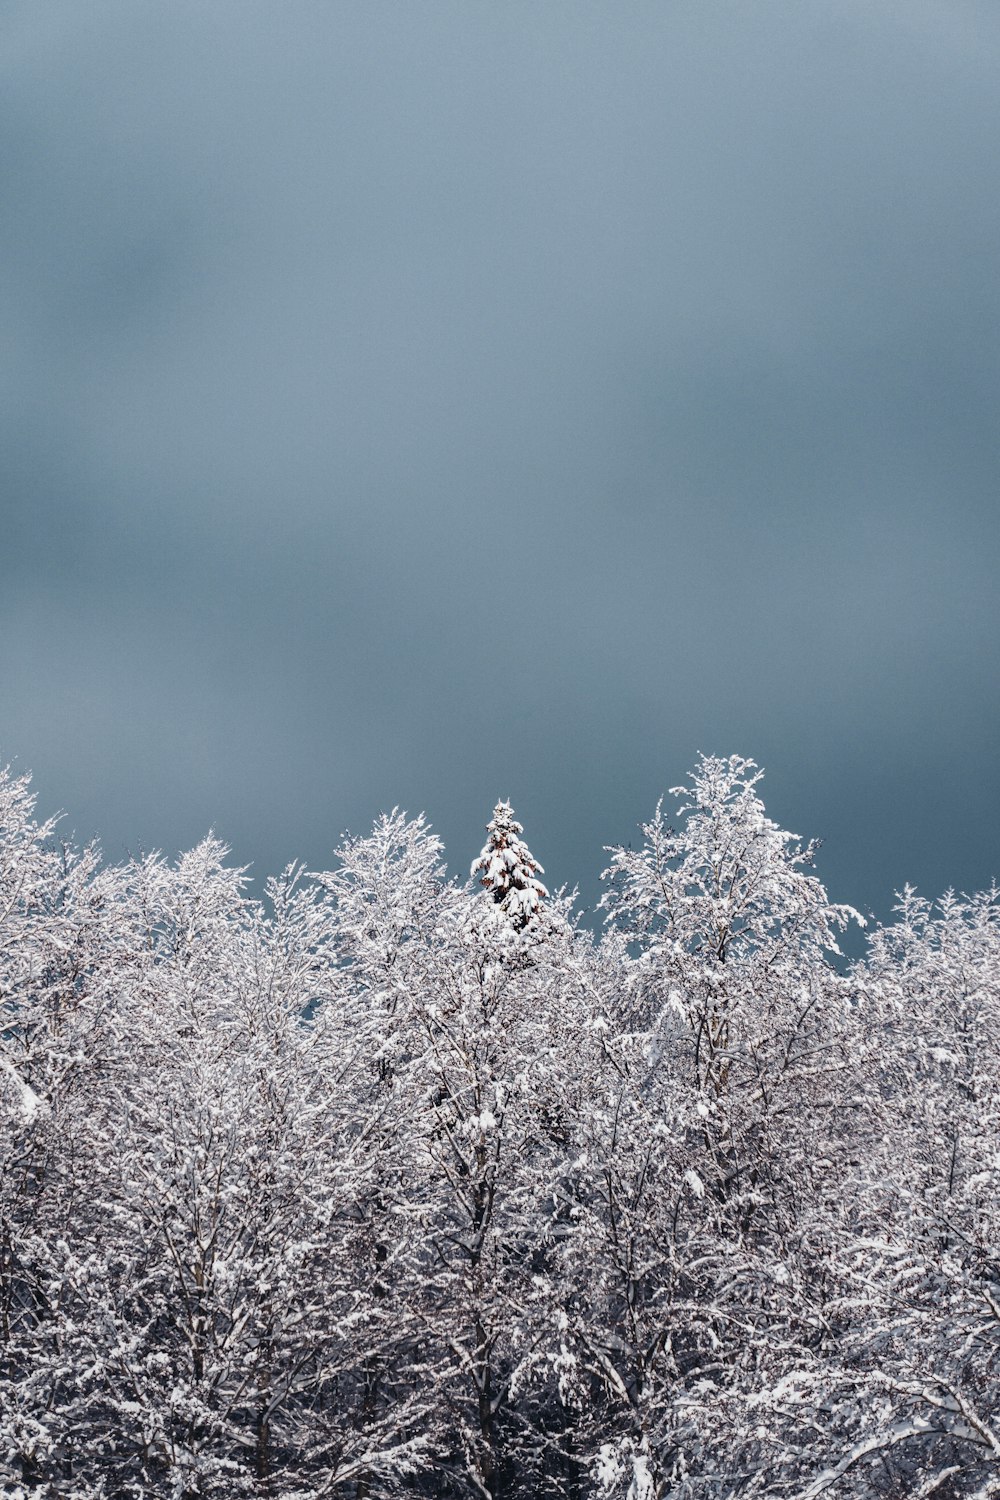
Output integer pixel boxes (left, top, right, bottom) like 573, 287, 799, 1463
1, 0, 998, 920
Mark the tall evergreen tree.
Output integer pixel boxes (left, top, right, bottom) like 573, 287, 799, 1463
471, 803, 548, 932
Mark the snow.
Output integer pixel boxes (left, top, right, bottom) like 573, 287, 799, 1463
0, 1053, 43, 1120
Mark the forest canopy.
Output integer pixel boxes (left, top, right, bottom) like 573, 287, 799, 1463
1, 754, 997, 1499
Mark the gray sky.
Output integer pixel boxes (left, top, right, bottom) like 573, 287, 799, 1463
2, 0, 998, 927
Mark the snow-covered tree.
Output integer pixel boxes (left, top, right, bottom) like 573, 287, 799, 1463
325, 808, 584, 1497
554, 756, 870, 1496
0, 767, 129, 1495
804, 884, 1000, 1499
472, 803, 549, 932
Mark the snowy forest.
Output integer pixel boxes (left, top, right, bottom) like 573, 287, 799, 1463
1, 754, 998, 1500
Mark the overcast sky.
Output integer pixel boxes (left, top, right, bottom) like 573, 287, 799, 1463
2, 0, 998, 927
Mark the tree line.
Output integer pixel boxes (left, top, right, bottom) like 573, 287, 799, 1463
1, 754, 997, 1499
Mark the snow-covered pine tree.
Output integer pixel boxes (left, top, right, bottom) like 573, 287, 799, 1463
471, 802, 549, 931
